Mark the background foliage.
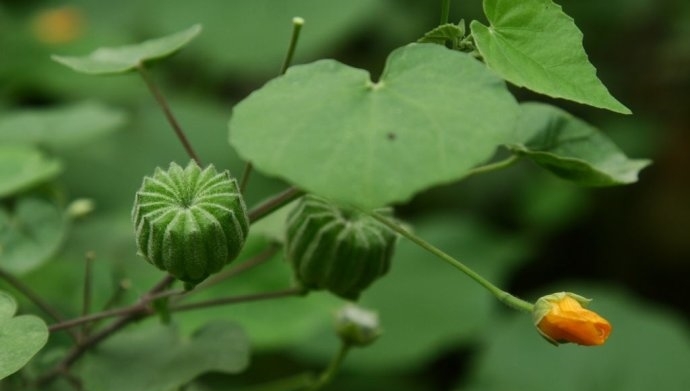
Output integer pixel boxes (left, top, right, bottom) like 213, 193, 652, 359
0, 0, 688, 390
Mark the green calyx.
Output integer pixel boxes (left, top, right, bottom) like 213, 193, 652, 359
132, 161, 249, 286
285, 195, 397, 300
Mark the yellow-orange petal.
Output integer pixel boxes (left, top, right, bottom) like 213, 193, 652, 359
534, 293, 612, 346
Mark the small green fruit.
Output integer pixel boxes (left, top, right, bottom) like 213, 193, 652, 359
132, 161, 249, 286
285, 195, 396, 300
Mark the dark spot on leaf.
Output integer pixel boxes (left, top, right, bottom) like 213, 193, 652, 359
387, 132, 397, 141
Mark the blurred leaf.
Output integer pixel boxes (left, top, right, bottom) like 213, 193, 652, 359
0, 195, 68, 275
470, 0, 631, 114
78, 320, 249, 391
137, 0, 386, 77
0, 102, 126, 149
417, 21, 465, 48
296, 214, 530, 370
463, 285, 690, 391
230, 43, 519, 209
0, 291, 49, 380
0, 145, 62, 198
51, 24, 201, 75
510, 103, 651, 186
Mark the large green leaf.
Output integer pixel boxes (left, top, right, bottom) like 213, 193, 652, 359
0, 102, 126, 148
463, 285, 690, 391
470, 0, 631, 114
0, 196, 68, 275
0, 145, 62, 198
510, 103, 650, 186
78, 320, 249, 391
51, 24, 201, 75
0, 291, 49, 380
229, 43, 519, 209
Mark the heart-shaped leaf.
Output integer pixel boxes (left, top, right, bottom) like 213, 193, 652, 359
510, 103, 650, 186
52, 24, 201, 75
0, 102, 127, 148
470, 0, 631, 114
0, 196, 68, 274
0, 291, 49, 380
0, 145, 62, 198
229, 43, 519, 209
78, 320, 249, 391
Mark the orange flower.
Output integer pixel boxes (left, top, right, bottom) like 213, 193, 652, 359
31, 6, 84, 45
532, 292, 611, 346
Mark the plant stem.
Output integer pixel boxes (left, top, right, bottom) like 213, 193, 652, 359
137, 63, 201, 165
0, 268, 80, 342
440, 0, 451, 25
239, 17, 305, 194
306, 343, 351, 391
369, 212, 534, 313
80, 252, 95, 337
36, 274, 175, 386
170, 287, 304, 313
248, 186, 305, 223
279, 17, 305, 75
191, 244, 280, 292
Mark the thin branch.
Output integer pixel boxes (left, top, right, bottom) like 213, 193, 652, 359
239, 17, 304, 194
0, 267, 79, 343
0, 268, 64, 322
369, 211, 534, 312
80, 252, 95, 337
137, 63, 201, 165
170, 287, 304, 313
37, 274, 175, 386
238, 161, 254, 194
440, 0, 451, 25
191, 244, 280, 293
248, 186, 304, 223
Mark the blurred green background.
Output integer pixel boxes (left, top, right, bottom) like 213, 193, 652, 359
0, 0, 688, 390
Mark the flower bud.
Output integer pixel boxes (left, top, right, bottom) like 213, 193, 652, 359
335, 304, 381, 347
285, 195, 396, 300
66, 198, 95, 219
132, 161, 249, 286
532, 292, 611, 346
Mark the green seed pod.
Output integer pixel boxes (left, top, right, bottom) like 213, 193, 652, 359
132, 161, 249, 286
285, 195, 396, 300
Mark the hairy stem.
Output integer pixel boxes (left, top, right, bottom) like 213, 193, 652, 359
190, 244, 280, 293
137, 63, 201, 165
170, 287, 304, 313
80, 252, 95, 337
36, 274, 175, 386
369, 212, 534, 312
0, 268, 79, 343
305, 343, 351, 391
248, 186, 305, 223
440, 0, 451, 25
239, 17, 305, 193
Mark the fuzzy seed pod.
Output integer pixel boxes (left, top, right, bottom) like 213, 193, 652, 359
132, 161, 249, 286
285, 195, 396, 300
